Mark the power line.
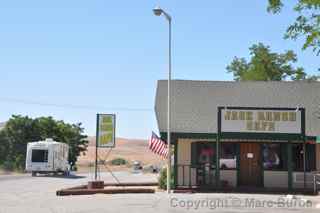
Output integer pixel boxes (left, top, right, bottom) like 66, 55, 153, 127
0, 97, 153, 112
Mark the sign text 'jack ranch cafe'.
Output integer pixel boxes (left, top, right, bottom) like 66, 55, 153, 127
221, 109, 302, 134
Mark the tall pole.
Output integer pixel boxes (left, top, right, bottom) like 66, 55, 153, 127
153, 6, 172, 194
95, 114, 99, 180
95, 138, 98, 180
167, 17, 172, 194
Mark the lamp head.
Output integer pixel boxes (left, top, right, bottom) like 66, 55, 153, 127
153, 6, 163, 16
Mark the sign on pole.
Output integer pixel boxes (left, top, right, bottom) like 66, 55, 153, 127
96, 114, 116, 148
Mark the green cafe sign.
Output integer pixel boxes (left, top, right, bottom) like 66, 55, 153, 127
221, 109, 301, 134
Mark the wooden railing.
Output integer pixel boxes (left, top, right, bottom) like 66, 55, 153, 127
313, 173, 320, 195
177, 164, 216, 188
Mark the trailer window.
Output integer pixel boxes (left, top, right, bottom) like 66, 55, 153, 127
32, 149, 48, 163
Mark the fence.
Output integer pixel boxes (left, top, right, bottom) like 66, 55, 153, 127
177, 164, 217, 188
313, 173, 320, 194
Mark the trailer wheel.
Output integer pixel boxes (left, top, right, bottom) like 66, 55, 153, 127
32, 172, 37, 177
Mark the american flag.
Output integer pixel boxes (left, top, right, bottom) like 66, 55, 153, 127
149, 132, 168, 159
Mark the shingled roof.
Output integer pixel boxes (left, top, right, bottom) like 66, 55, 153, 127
155, 80, 320, 136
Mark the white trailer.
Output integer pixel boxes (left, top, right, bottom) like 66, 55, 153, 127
25, 138, 69, 176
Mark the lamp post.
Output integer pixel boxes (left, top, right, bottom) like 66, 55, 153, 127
153, 6, 172, 194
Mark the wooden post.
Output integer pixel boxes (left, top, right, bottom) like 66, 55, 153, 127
287, 141, 293, 191
95, 114, 99, 180
301, 108, 306, 190
216, 107, 221, 188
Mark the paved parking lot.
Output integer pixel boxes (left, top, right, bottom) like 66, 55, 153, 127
0, 172, 320, 213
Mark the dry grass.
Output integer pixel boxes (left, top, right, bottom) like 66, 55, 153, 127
77, 137, 165, 172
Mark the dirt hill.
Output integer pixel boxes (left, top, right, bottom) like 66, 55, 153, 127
77, 137, 165, 171
0, 122, 6, 130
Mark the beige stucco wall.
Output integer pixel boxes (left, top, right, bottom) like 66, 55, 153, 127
292, 172, 315, 189
264, 171, 288, 188
177, 138, 192, 165
176, 138, 194, 187
263, 171, 316, 189
264, 171, 315, 189
221, 170, 237, 187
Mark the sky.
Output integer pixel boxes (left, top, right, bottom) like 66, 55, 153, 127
0, 1, 319, 139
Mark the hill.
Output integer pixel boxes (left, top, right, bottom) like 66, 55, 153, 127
77, 137, 165, 171
0, 122, 6, 130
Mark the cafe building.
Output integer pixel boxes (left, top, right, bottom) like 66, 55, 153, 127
155, 80, 320, 191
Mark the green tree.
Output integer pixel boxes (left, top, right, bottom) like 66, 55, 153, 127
227, 43, 318, 81
0, 130, 9, 165
267, 0, 320, 55
3, 115, 41, 170
33, 117, 88, 167
0, 115, 88, 171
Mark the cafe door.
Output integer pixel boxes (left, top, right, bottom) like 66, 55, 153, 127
194, 142, 216, 187
239, 143, 262, 187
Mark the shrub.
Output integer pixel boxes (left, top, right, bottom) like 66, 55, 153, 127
110, 158, 127, 166
1, 160, 14, 171
158, 167, 174, 190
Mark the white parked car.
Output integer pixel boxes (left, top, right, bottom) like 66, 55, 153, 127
132, 161, 143, 173
25, 138, 69, 176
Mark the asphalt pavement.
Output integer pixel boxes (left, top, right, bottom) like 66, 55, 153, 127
0, 172, 320, 213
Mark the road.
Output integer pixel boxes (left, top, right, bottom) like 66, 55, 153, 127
0, 172, 320, 213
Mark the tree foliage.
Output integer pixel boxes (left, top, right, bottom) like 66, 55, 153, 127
267, 0, 320, 55
0, 115, 88, 171
0, 131, 9, 166
227, 43, 318, 81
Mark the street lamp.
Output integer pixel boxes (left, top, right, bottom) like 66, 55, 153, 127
153, 6, 172, 194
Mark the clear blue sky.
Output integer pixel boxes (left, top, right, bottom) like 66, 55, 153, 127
0, 1, 319, 139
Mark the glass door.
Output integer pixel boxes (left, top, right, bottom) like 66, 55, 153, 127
195, 142, 216, 187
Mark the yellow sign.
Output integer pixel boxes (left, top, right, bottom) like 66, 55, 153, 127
97, 114, 115, 147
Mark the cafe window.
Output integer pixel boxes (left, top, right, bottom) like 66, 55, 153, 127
191, 142, 237, 169
191, 142, 216, 167
220, 143, 237, 169
292, 144, 316, 172
197, 143, 215, 165
263, 144, 287, 170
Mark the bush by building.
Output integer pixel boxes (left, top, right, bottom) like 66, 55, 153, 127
110, 157, 127, 166
158, 167, 174, 190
